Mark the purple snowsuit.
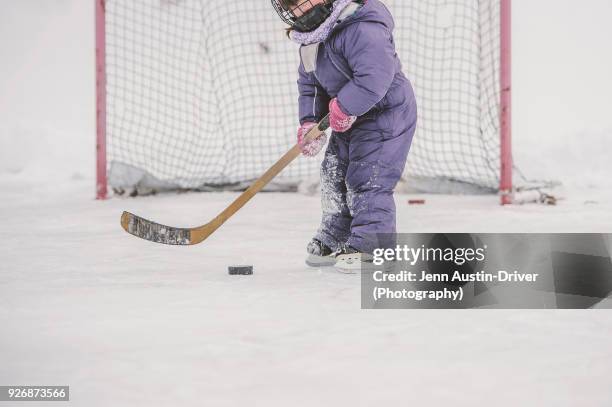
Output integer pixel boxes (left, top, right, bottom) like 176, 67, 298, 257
298, 0, 417, 253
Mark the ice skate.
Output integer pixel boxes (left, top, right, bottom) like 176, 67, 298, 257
333, 244, 374, 274
305, 239, 337, 268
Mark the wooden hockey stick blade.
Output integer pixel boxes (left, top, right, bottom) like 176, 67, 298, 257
121, 114, 330, 245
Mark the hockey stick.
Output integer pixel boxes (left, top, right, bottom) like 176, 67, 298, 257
120, 114, 330, 245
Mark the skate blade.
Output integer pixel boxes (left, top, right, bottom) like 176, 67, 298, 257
305, 254, 337, 268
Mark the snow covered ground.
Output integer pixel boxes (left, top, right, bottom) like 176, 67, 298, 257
1, 184, 612, 406
1, 0, 612, 406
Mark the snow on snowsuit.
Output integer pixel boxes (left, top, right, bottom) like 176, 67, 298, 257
297, 0, 417, 253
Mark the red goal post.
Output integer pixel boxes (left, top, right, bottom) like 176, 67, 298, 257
499, 0, 512, 205
96, 0, 107, 200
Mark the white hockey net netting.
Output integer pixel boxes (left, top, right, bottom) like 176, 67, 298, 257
104, 0, 502, 193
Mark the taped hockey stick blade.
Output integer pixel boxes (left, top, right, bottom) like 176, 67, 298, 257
121, 211, 195, 245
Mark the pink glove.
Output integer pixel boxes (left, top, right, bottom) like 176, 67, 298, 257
329, 98, 357, 133
297, 121, 327, 157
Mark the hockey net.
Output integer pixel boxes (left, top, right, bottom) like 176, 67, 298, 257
98, 0, 512, 197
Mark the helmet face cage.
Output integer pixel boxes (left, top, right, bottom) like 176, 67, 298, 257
271, 0, 335, 32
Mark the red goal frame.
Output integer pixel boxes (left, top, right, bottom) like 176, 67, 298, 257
499, 0, 513, 205
95, 0, 513, 204
96, 0, 107, 200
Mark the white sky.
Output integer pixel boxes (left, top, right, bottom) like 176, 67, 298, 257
514, 0, 612, 138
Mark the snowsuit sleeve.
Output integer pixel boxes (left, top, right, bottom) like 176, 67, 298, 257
337, 22, 396, 117
297, 60, 330, 125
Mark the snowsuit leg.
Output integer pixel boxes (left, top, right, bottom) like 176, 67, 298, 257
315, 133, 352, 251
345, 107, 416, 253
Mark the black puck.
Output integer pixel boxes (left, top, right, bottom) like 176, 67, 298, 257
228, 265, 253, 275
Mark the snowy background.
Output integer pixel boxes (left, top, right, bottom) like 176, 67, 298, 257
1, 1, 612, 406
1, 0, 612, 191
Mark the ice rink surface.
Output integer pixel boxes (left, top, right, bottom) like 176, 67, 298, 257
1, 180, 612, 406
2, 0, 612, 405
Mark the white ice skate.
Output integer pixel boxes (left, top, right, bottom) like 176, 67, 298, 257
333, 245, 374, 274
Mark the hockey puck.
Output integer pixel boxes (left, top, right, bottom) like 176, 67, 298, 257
228, 265, 253, 275
408, 199, 426, 205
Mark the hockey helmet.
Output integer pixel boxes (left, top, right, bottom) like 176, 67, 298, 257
271, 0, 336, 32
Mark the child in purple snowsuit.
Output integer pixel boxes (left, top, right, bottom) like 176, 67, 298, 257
274, 0, 417, 257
